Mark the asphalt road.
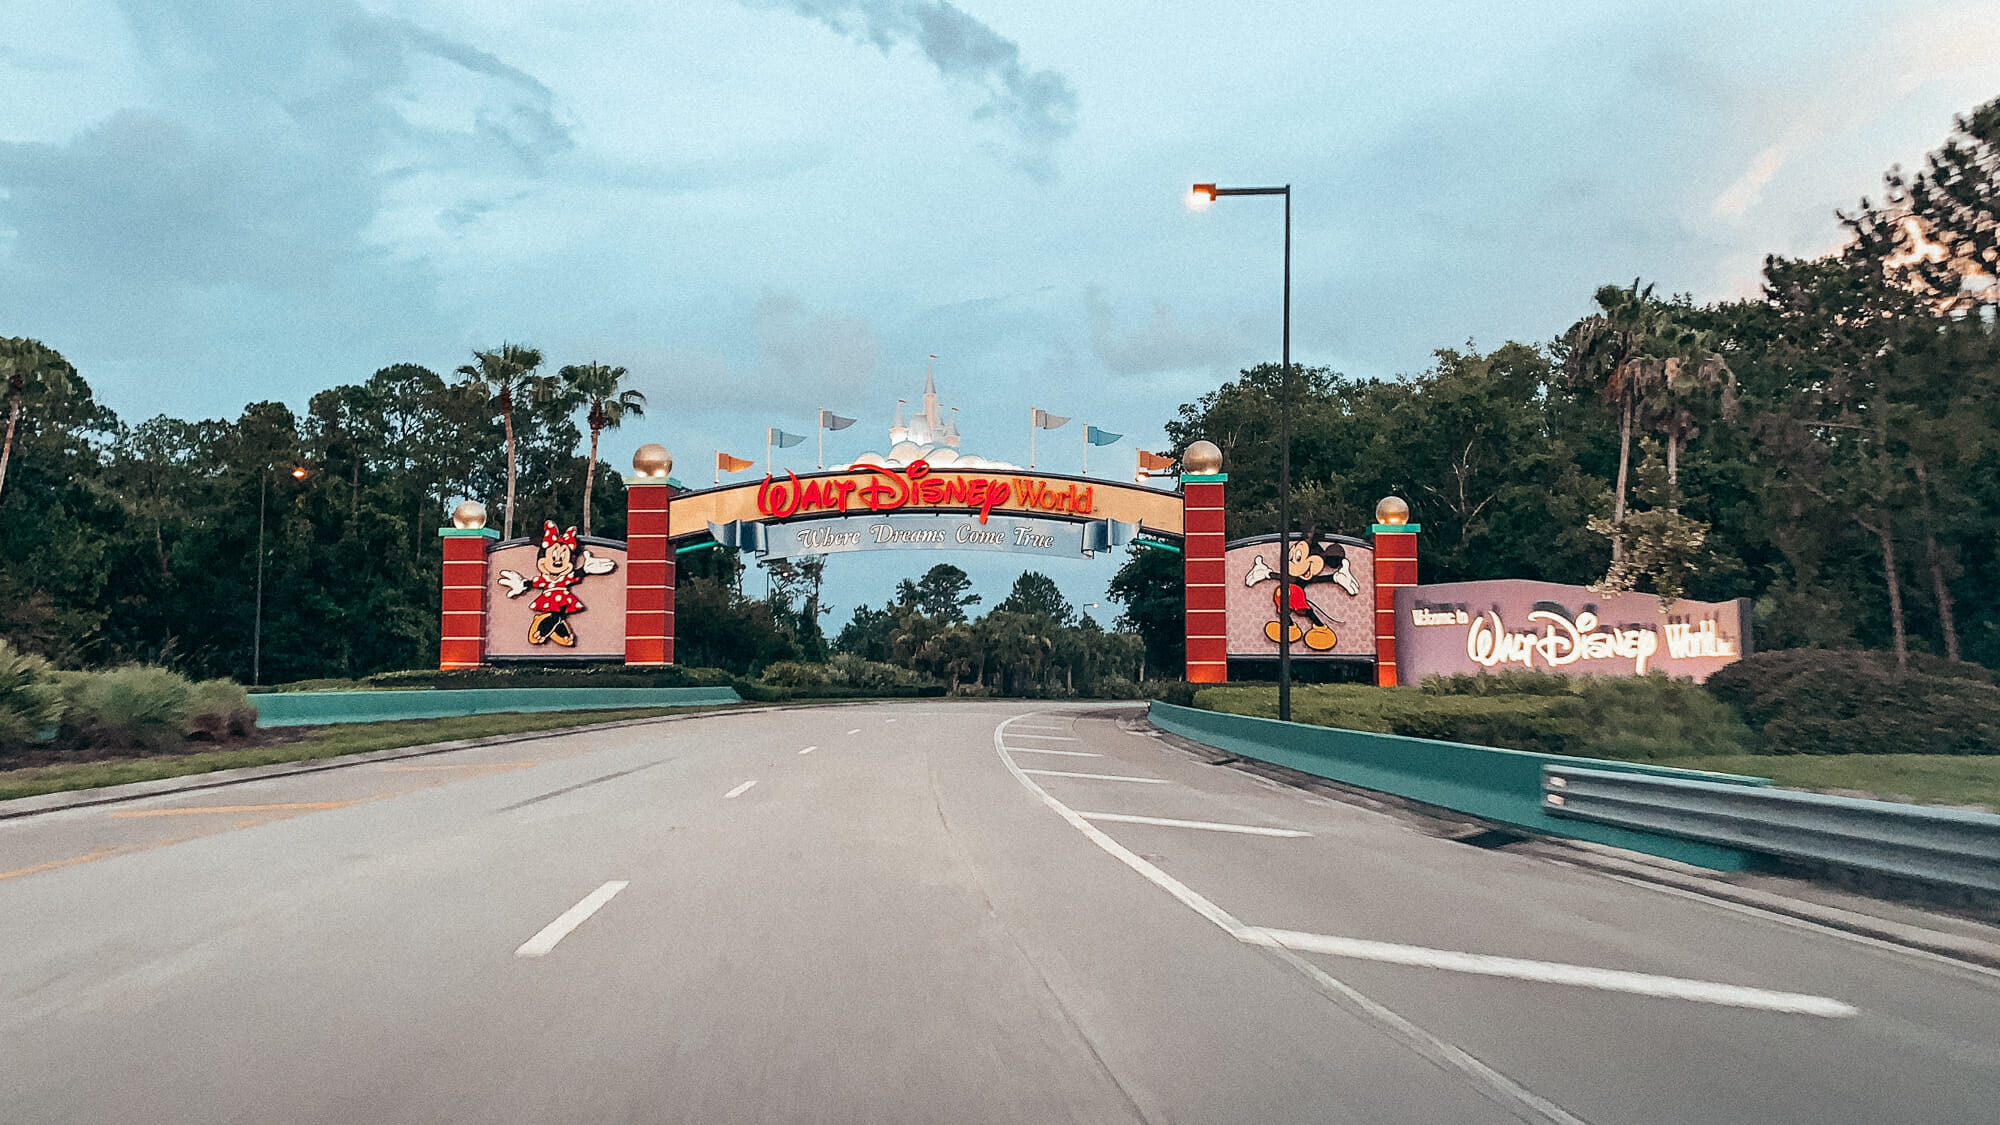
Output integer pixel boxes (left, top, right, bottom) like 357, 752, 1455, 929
4, 701, 1999, 1124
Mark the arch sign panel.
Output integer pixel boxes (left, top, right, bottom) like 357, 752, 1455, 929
686, 462, 1181, 561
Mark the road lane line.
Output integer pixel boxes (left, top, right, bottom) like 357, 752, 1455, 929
110, 801, 355, 818
1247, 928, 1856, 1017
515, 881, 630, 958
1003, 746, 1102, 757
798, 745, 818, 755
1007, 733, 1080, 741
1079, 812, 1312, 838
724, 780, 758, 799
991, 714, 1594, 1125
846, 728, 861, 734
1019, 768, 1170, 784
0, 837, 182, 882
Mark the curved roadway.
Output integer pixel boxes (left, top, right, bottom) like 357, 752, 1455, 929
4, 701, 1998, 1123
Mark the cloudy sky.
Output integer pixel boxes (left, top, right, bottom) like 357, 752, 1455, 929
5, 1, 1999, 622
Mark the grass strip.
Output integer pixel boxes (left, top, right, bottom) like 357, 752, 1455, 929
0, 707, 711, 802
1651, 753, 2000, 812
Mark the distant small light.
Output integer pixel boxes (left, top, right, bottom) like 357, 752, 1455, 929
1188, 183, 1217, 211
291, 466, 309, 480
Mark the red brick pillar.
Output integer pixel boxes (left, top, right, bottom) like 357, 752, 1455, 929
438, 522, 496, 669
1182, 470, 1228, 683
624, 478, 674, 665
1371, 515, 1419, 686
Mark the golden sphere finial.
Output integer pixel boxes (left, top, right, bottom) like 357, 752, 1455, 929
451, 500, 487, 530
1182, 440, 1223, 476
632, 443, 672, 478
1375, 496, 1410, 526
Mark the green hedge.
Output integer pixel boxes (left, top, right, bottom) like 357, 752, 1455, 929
1196, 672, 1756, 761
261, 663, 737, 693
1703, 650, 2000, 755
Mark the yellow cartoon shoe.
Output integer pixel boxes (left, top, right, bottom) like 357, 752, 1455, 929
1303, 625, 1337, 651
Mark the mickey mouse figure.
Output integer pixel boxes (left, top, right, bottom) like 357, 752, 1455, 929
1242, 529, 1360, 652
497, 521, 617, 646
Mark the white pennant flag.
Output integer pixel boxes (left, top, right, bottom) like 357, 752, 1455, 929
1032, 408, 1070, 430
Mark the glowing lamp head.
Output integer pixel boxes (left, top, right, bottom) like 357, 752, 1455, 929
632, 443, 673, 478
451, 500, 488, 529
1182, 440, 1223, 475
290, 466, 308, 480
1375, 496, 1411, 526
1188, 183, 1217, 211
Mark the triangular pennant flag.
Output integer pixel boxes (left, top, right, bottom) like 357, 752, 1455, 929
1086, 426, 1123, 446
1136, 450, 1177, 472
769, 427, 807, 448
716, 451, 755, 473
819, 409, 856, 431
1033, 408, 1070, 430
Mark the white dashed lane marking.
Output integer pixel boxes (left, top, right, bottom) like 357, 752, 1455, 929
515, 881, 629, 959
1019, 768, 1170, 785
724, 780, 758, 799
1003, 746, 1101, 757
1078, 812, 1312, 838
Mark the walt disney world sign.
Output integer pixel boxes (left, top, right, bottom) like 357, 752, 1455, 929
671, 460, 1186, 552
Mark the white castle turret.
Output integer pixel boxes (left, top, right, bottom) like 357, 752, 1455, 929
852, 357, 1014, 470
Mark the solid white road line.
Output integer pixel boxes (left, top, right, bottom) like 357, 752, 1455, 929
1079, 812, 1312, 838
1003, 746, 1102, 757
798, 745, 817, 755
1019, 768, 1170, 784
724, 780, 758, 799
515, 881, 630, 958
846, 728, 861, 734
1007, 733, 1080, 741
1247, 928, 1857, 1018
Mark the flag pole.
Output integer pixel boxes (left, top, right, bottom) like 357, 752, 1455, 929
817, 410, 824, 471
1029, 408, 1036, 470
714, 451, 719, 486
1082, 425, 1088, 475
765, 427, 772, 476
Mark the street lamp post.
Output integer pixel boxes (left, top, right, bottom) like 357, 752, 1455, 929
253, 465, 308, 686
1190, 182, 1294, 722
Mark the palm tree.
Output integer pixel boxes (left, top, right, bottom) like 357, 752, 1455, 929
0, 338, 76, 507
1562, 282, 1666, 561
454, 343, 545, 539
559, 362, 646, 536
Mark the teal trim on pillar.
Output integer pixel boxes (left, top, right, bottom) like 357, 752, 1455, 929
1370, 523, 1421, 534
1181, 473, 1228, 483
438, 527, 500, 539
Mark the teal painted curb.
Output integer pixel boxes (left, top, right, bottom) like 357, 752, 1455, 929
251, 687, 743, 727
1148, 701, 1771, 871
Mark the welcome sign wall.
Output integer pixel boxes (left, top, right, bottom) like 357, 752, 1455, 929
1392, 580, 1752, 683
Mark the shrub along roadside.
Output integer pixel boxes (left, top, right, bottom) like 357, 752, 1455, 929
1704, 649, 2000, 755
0, 707, 701, 802
0, 643, 257, 759
1195, 672, 1757, 761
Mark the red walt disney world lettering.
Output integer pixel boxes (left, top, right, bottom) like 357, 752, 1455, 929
755, 460, 1016, 523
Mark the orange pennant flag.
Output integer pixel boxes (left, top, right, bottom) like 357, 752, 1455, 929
1136, 449, 1177, 473
716, 451, 755, 473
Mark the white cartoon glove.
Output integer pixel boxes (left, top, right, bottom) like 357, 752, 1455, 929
1244, 554, 1274, 586
497, 569, 530, 597
580, 550, 617, 576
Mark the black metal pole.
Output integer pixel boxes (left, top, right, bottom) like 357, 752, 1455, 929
1278, 185, 1292, 723
1195, 183, 1297, 720
253, 470, 266, 687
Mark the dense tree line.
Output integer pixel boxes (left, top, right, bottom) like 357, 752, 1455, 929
0, 348, 638, 682
1113, 98, 2000, 674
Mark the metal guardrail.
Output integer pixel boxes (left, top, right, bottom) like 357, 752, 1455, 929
1542, 764, 2000, 893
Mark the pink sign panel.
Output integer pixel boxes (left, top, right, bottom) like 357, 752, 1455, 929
1224, 534, 1376, 659
484, 537, 629, 660
1393, 580, 1751, 683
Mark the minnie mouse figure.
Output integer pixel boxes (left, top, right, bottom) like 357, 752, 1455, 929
497, 521, 617, 646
